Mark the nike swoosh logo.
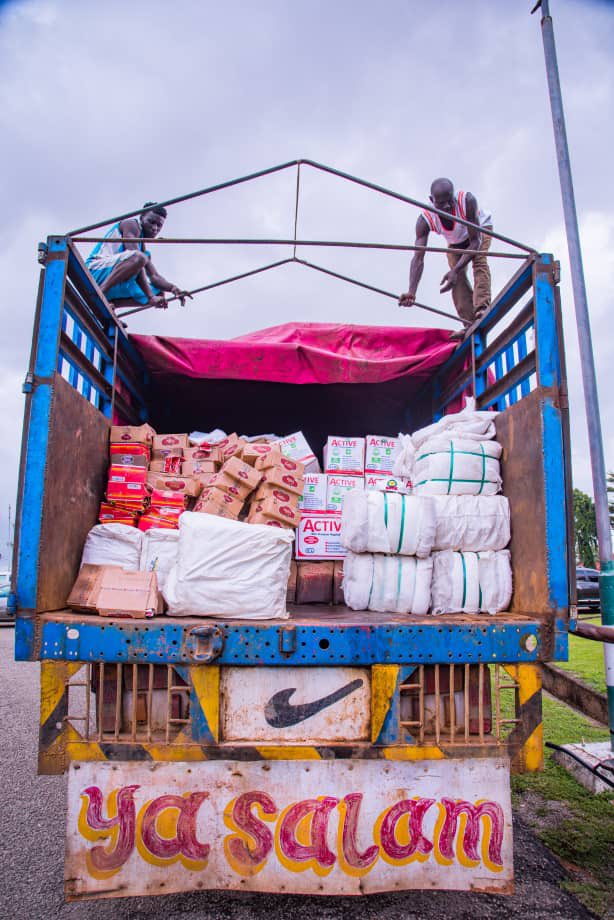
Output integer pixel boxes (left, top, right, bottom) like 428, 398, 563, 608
264, 679, 364, 728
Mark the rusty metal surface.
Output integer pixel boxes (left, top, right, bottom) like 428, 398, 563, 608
65, 757, 513, 899
496, 387, 554, 620
37, 373, 109, 612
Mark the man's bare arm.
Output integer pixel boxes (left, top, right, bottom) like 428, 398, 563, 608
399, 216, 430, 306
440, 193, 482, 293
117, 218, 159, 303
146, 263, 193, 306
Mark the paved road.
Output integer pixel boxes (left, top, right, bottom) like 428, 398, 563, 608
0, 628, 597, 919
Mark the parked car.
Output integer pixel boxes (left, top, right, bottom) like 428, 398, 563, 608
576, 566, 600, 614
0, 572, 11, 620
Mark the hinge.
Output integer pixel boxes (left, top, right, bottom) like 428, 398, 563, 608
552, 261, 561, 284
37, 242, 48, 265
22, 372, 34, 394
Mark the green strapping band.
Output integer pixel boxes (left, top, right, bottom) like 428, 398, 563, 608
478, 443, 486, 495
367, 555, 376, 608
477, 552, 482, 609
396, 556, 403, 609
396, 494, 407, 553
417, 448, 492, 461
383, 491, 389, 529
447, 439, 455, 495
460, 552, 467, 608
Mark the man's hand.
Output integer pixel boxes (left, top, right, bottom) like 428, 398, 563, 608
399, 291, 416, 307
440, 268, 459, 294
149, 294, 168, 310
171, 286, 193, 307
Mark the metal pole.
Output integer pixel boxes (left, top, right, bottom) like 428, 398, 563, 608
534, 0, 614, 747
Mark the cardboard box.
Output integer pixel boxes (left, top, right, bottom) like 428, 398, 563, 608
152, 447, 184, 461
222, 455, 263, 491
107, 465, 148, 501
298, 473, 328, 512
276, 431, 320, 473
262, 466, 305, 497
98, 503, 138, 526
149, 458, 180, 474
68, 564, 161, 618
109, 443, 150, 467
207, 471, 252, 501
151, 474, 203, 498
153, 433, 189, 451
295, 511, 345, 560
326, 474, 365, 511
242, 443, 279, 467
108, 465, 147, 485
221, 437, 247, 463
183, 446, 222, 464
364, 474, 411, 493
138, 514, 179, 532
324, 436, 365, 476
194, 488, 244, 518
249, 494, 301, 528
252, 483, 300, 507
110, 424, 156, 446
182, 459, 218, 477
296, 561, 334, 605
247, 512, 289, 529
365, 435, 397, 475
333, 560, 345, 605
149, 489, 188, 510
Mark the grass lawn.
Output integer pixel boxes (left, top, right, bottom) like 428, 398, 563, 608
508, 688, 613, 918
555, 616, 607, 693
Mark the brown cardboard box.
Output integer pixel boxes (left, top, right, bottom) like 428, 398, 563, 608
221, 436, 247, 462
252, 483, 300, 508
250, 494, 301, 528
182, 459, 218, 477
149, 458, 180, 473
333, 560, 345, 605
153, 433, 189, 451
195, 487, 244, 518
256, 450, 305, 478
68, 564, 162, 618
262, 466, 305, 497
152, 447, 184, 461
287, 560, 298, 604
152, 474, 203, 498
110, 452, 148, 469
223, 456, 263, 491
247, 511, 289, 529
110, 424, 156, 446
184, 446, 222, 464
243, 443, 280, 468
207, 471, 252, 501
296, 561, 334, 605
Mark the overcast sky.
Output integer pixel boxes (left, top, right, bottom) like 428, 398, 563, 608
1, 0, 613, 564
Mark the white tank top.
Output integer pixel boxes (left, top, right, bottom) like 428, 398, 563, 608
421, 191, 492, 246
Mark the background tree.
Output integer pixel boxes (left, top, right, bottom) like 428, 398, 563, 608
573, 488, 598, 568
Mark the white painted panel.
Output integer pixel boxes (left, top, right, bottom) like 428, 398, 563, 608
66, 757, 513, 899
221, 666, 370, 742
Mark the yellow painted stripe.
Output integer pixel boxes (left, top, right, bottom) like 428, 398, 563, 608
383, 746, 445, 761
503, 663, 541, 704
143, 744, 206, 762
39, 661, 84, 725
255, 746, 322, 760
520, 723, 544, 772
191, 665, 220, 742
371, 664, 399, 743
64, 724, 107, 763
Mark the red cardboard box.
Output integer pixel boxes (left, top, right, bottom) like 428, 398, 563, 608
107, 465, 148, 501
250, 494, 300, 528
207, 471, 252, 501
151, 474, 203, 498
295, 511, 345, 560
110, 443, 150, 467
262, 466, 305, 497
149, 489, 188, 510
110, 424, 156, 447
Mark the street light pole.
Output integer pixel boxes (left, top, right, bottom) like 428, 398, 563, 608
532, 0, 614, 748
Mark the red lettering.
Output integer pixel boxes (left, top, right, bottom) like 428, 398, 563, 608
140, 792, 210, 863
379, 798, 435, 862
81, 784, 139, 873
340, 793, 379, 871
439, 798, 504, 866
225, 792, 277, 873
278, 797, 338, 870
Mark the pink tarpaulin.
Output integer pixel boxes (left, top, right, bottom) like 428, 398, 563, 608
132, 322, 455, 385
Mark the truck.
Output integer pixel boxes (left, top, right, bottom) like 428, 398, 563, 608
11, 163, 573, 901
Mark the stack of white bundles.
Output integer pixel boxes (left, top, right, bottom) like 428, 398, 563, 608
412, 437, 502, 496
140, 528, 180, 594
80, 524, 143, 571
341, 490, 436, 558
432, 495, 510, 551
430, 550, 512, 615
343, 551, 433, 615
164, 512, 293, 619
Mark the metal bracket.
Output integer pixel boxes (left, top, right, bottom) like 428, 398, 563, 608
37, 242, 48, 265
279, 625, 297, 655
185, 626, 224, 662
552, 260, 561, 284
22, 373, 34, 395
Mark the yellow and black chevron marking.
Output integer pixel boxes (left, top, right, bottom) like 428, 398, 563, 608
503, 663, 543, 772
39, 661, 85, 775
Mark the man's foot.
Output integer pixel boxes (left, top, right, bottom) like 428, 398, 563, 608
449, 326, 468, 341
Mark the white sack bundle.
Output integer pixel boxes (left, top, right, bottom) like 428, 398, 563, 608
164, 512, 293, 619
140, 528, 180, 594
341, 490, 436, 558
430, 550, 512, 615
80, 524, 143, 571
410, 397, 497, 449
343, 551, 433, 615
432, 495, 510, 552
412, 437, 502, 495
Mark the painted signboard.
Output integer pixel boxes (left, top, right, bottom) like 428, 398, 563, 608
65, 758, 513, 899
221, 667, 370, 742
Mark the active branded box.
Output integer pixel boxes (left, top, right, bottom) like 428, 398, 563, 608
298, 473, 328, 512
276, 431, 320, 473
295, 511, 345, 560
364, 474, 411, 493
324, 436, 365, 476
326, 474, 365, 511
364, 435, 397, 475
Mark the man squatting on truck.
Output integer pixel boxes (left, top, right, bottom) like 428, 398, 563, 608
399, 178, 493, 338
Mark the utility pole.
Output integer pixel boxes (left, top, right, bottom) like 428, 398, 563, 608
532, 0, 614, 749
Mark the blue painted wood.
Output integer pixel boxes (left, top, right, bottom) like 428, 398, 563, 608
375, 665, 416, 744
37, 617, 543, 665
14, 617, 35, 661
534, 255, 562, 389
517, 332, 531, 397
542, 397, 569, 613
504, 344, 517, 405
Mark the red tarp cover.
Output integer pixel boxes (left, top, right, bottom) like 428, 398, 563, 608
132, 323, 455, 385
